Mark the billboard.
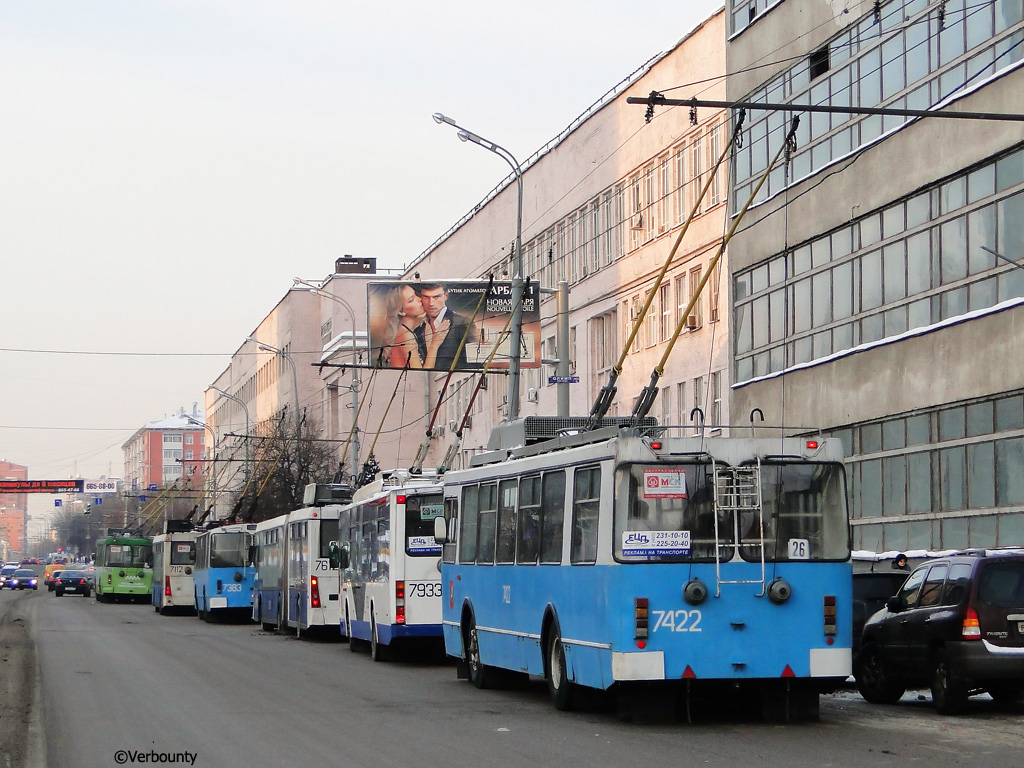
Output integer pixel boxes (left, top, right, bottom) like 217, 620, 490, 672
0, 479, 84, 494
84, 479, 120, 494
366, 280, 541, 373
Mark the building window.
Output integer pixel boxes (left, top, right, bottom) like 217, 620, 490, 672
659, 283, 673, 342
689, 266, 704, 329
692, 376, 705, 432
674, 144, 687, 225
185, 434, 194, 445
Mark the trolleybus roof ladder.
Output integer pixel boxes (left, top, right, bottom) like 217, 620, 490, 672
712, 458, 766, 597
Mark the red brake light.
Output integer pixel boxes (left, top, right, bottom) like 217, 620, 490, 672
806, 440, 819, 450
396, 580, 406, 624
396, 495, 406, 504
962, 606, 981, 639
650, 441, 662, 450
310, 576, 321, 608
165, 575, 172, 596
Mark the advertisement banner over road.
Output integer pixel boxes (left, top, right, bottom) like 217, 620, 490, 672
0, 479, 84, 494
84, 479, 120, 494
366, 279, 541, 372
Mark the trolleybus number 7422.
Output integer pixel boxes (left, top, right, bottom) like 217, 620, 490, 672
651, 609, 703, 633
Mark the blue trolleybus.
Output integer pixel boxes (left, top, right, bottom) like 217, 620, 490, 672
193, 523, 257, 620
434, 417, 852, 719
338, 470, 445, 660
252, 499, 344, 635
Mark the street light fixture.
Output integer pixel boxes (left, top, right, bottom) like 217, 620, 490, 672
210, 386, 251, 483
432, 112, 525, 421
246, 336, 301, 425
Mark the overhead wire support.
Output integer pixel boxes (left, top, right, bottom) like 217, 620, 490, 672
625, 95, 1024, 123
629, 116, 802, 427
585, 108, 746, 431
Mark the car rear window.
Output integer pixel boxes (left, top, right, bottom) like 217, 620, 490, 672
61, 571, 84, 578
978, 562, 1024, 607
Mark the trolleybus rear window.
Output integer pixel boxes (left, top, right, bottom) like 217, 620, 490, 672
614, 461, 848, 563
405, 493, 443, 556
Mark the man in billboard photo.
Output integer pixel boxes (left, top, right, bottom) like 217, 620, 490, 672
414, 283, 478, 370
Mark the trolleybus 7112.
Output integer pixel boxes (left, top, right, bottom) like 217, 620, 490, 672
152, 522, 197, 615
252, 500, 343, 635
434, 417, 852, 719
339, 470, 444, 661
193, 523, 257, 620
94, 531, 154, 603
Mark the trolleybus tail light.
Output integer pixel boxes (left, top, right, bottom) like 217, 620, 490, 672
823, 595, 837, 635
396, 580, 406, 625
649, 441, 663, 450
311, 576, 321, 608
805, 440, 819, 450
165, 575, 172, 597
634, 597, 649, 646
962, 606, 981, 639
396, 495, 406, 504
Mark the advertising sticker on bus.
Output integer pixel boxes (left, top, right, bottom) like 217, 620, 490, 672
642, 468, 687, 499
622, 530, 691, 557
419, 503, 443, 520
408, 536, 442, 554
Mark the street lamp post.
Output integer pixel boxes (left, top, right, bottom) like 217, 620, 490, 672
211, 386, 251, 484
184, 415, 218, 521
432, 112, 525, 421
247, 337, 301, 426
291, 278, 363, 479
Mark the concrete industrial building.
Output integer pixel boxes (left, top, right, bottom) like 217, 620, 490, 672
725, 0, 1024, 550
407, 9, 730, 467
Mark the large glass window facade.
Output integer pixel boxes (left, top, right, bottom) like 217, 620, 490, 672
734, 146, 1024, 382
830, 391, 1024, 550
731, 0, 1024, 206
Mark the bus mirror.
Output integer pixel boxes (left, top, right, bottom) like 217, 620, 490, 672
339, 548, 349, 570
433, 516, 449, 544
248, 545, 258, 566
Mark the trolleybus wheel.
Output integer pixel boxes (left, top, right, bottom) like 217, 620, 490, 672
260, 600, 275, 632
370, 617, 389, 662
347, 608, 363, 653
464, 616, 497, 689
546, 625, 575, 711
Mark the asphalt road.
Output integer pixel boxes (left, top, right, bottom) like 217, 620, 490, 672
6, 587, 1024, 768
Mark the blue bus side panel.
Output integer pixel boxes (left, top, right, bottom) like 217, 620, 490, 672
443, 562, 852, 689
350, 619, 442, 645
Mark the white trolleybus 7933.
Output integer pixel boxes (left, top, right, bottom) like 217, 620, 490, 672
433, 416, 852, 720
252, 483, 351, 635
151, 520, 197, 615
339, 469, 445, 661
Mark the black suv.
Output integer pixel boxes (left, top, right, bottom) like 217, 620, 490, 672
856, 549, 1024, 714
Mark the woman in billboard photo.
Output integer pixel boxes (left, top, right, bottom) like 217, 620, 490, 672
380, 284, 447, 369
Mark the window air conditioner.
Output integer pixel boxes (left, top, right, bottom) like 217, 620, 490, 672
685, 315, 699, 330
527, 388, 539, 403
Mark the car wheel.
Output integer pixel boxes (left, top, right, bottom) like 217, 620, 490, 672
546, 624, 576, 711
855, 645, 905, 704
56, 589, 64, 597
932, 650, 969, 715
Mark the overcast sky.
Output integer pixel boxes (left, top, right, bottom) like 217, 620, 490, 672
0, 1, 722, 525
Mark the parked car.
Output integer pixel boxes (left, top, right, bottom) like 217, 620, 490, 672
0, 564, 19, 588
856, 548, 1024, 714
53, 570, 91, 598
852, 570, 909, 657
8, 569, 39, 590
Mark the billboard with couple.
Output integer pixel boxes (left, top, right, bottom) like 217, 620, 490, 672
366, 279, 541, 372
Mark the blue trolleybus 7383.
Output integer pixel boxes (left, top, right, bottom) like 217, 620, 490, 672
434, 417, 852, 719
193, 523, 257, 620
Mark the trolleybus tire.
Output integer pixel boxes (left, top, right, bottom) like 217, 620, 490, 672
545, 626, 575, 711
347, 608, 365, 652
370, 617, 389, 662
464, 616, 498, 689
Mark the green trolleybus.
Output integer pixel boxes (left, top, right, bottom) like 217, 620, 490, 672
95, 531, 153, 603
